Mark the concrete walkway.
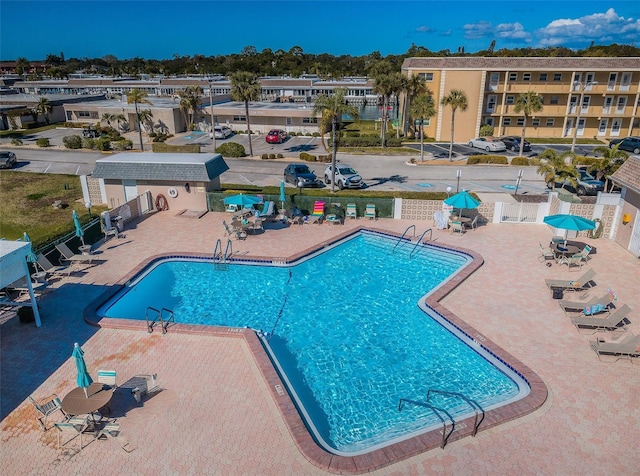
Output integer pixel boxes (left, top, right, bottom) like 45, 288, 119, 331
1, 212, 639, 475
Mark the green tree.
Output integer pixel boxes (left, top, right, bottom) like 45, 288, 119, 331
537, 148, 579, 191
591, 143, 628, 191
441, 89, 468, 161
373, 72, 403, 148
138, 109, 154, 134
34, 97, 53, 124
409, 92, 437, 161
230, 71, 261, 156
177, 85, 202, 130
14, 57, 30, 76
127, 88, 151, 151
513, 91, 544, 157
312, 88, 360, 192
101, 112, 116, 128
402, 74, 427, 137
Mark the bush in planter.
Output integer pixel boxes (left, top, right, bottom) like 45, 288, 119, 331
300, 152, 317, 162
261, 153, 269, 160
11, 138, 23, 146
36, 138, 50, 147
277, 153, 283, 158
510, 156, 530, 166
95, 137, 111, 151
111, 139, 133, 150
269, 153, 276, 160
216, 142, 246, 157
63, 135, 83, 149
467, 155, 508, 165
82, 137, 96, 149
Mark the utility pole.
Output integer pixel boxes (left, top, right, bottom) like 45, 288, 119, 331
570, 80, 597, 153
209, 79, 217, 152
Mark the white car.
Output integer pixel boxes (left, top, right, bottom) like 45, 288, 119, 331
213, 126, 233, 139
323, 163, 365, 189
468, 137, 506, 152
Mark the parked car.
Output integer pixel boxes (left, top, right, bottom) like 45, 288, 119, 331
323, 164, 365, 189
284, 163, 321, 187
0, 150, 17, 169
82, 126, 100, 138
213, 125, 233, 139
547, 168, 604, 196
609, 136, 640, 154
468, 137, 506, 152
499, 136, 531, 152
266, 129, 288, 144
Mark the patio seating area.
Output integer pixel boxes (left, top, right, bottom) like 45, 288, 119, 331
1, 212, 639, 474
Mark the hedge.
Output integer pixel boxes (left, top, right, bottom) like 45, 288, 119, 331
510, 157, 530, 166
337, 137, 403, 147
152, 143, 202, 153
214, 142, 245, 157
467, 155, 508, 165
300, 152, 317, 161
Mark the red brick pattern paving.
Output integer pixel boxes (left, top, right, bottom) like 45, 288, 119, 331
2, 211, 639, 475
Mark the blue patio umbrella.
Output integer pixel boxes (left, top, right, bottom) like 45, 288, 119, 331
72, 342, 93, 398
72, 210, 85, 246
444, 190, 481, 216
543, 214, 596, 244
279, 180, 286, 209
23, 232, 37, 263
223, 194, 263, 209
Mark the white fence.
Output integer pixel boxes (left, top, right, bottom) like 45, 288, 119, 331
499, 203, 541, 223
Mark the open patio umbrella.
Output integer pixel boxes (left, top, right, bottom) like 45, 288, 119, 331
223, 194, 263, 209
279, 180, 286, 210
543, 214, 596, 244
444, 190, 481, 216
72, 342, 93, 398
72, 210, 85, 246
23, 232, 37, 263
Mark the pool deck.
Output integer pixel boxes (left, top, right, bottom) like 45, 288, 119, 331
2, 211, 639, 475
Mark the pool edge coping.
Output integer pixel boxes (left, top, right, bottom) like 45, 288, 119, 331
83, 225, 548, 474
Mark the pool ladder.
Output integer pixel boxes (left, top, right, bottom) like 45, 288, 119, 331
146, 306, 175, 334
393, 225, 433, 258
213, 239, 233, 270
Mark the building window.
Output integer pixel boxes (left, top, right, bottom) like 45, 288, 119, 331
523, 72, 531, 81
508, 72, 517, 81
546, 118, 555, 126
516, 118, 525, 126
616, 96, 627, 113
418, 72, 434, 81
506, 95, 515, 105
553, 73, 562, 81
286, 117, 292, 126
550, 95, 559, 105
503, 118, 511, 125
532, 118, 540, 127
539, 73, 548, 81
302, 117, 318, 124
232, 115, 246, 122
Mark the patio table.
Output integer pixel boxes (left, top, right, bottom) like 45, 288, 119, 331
61, 383, 114, 423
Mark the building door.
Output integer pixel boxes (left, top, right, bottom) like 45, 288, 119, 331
629, 212, 640, 257
597, 119, 608, 136
576, 118, 586, 136
563, 118, 574, 137
123, 180, 138, 202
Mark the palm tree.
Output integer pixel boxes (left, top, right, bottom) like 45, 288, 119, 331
127, 88, 151, 151
402, 74, 427, 137
591, 143, 628, 191
537, 148, 580, 191
230, 71, 260, 156
177, 85, 202, 130
138, 109, 154, 134
14, 57, 30, 76
441, 89, 468, 161
409, 92, 437, 161
373, 73, 402, 148
101, 112, 116, 128
312, 88, 360, 192
114, 113, 127, 133
513, 91, 543, 157
35, 97, 53, 124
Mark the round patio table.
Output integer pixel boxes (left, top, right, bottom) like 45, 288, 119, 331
61, 383, 113, 418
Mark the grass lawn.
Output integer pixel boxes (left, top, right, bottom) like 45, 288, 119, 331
0, 171, 106, 248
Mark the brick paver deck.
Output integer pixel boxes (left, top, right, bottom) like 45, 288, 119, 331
2, 211, 639, 475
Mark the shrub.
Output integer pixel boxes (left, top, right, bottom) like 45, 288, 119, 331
268, 153, 276, 160
300, 152, 317, 162
312, 132, 320, 137
148, 132, 157, 138
215, 142, 246, 157
82, 137, 96, 149
337, 137, 402, 147
261, 153, 269, 160
11, 138, 23, 146
36, 138, 50, 147
467, 155, 508, 165
344, 130, 361, 137
95, 137, 111, 151
111, 139, 133, 150
277, 153, 283, 158
479, 124, 494, 137
510, 156, 530, 166
62, 135, 83, 149
152, 143, 201, 153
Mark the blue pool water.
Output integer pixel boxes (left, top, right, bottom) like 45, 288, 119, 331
99, 232, 528, 455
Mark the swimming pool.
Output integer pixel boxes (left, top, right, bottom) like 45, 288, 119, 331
98, 231, 530, 455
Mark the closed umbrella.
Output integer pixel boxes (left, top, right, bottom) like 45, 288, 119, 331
223, 194, 263, 209
72, 210, 85, 246
444, 190, 481, 217
543, 214, 596, 244
23, 232, 37, 263
279, 180, 286, 210
72, 342, 93, 398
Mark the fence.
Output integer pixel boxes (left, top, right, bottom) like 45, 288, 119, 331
499, 203, 540, 223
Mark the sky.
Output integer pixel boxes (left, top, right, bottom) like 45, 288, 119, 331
1, 1, 640, 60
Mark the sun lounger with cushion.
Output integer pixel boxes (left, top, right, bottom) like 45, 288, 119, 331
589, 332, 640, 362
545, 269, 596, 292
558, 291, 614, 315
570, 304, 631, 334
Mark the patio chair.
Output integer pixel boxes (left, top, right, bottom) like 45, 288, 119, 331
28, 394, 68, 430
55, 242, 94, 265
465, 215, 479, 231
346, 203, 357, 219
36, 253, 70, 278
450, 221, 465, 235
571, 304, 632, 334
306, 201, 325, 224
558, 292, 614, 316
539, 243, 555, 262
98, 421, 121, 440
582, 244, 593, 263
97, 369, 117, 415
564, 253, 585, 271
365, 204, 376, 220
589, 333, 640, 362
545, 268, 596, 293
100, 221, 120, 241
222, 220, 246, 240
53, 415, 93, 450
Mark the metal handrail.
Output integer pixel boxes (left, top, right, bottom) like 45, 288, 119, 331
426, 389, 484, 436
145, 306, 161, 334
398, 398, 454, 449
160, 308, 175, 334
213, 239, 222, 262
409, 228, 433, 258
393, 225, 416, 252
223, 239, 233, 261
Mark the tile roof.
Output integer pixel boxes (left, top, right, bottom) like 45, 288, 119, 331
402, 57, 640, 71
92, 153, 229, 181
610, 156, 640, 194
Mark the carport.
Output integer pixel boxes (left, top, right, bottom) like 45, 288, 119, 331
0, 240, 41, 327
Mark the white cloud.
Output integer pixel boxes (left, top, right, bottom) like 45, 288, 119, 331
463, 21, 494, 40
416, 25, 435, 33
538, 8, 640, 47
496, 22, 531, 41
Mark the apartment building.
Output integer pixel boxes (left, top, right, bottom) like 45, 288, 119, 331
401, 57, 640, 143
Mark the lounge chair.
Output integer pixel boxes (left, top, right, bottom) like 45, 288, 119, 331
570, 304, 631, 334
98, 421, 121, 440
53, 415, 93, 450
589, 333, 640, 362
365, 204, 376, 220
346, 203, 357, 219
539, 243, 555, 262
28, 394, 68, 430
306, 201, 325, 224
6, 276, 48, 299
55, 243, 94, 265
256, 201, 275, 220
545, 268, 596, 292
558, 292, 614, 315
36, 253, 70, 278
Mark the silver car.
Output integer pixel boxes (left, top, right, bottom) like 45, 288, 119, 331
323, 164, 364, 189
468, 137, 507, 152
0, 151, 17, 169
213, 126, 233, 139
